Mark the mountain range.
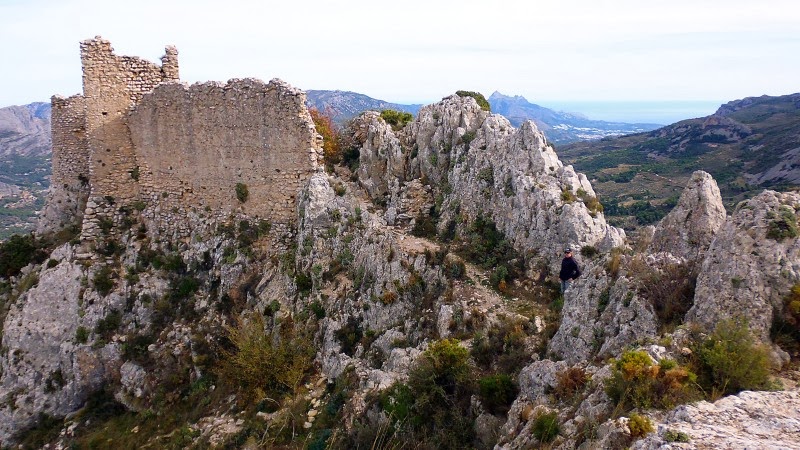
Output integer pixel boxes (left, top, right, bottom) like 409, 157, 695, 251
306, 90, 662, 144
0, 102, 51, 238
557, 92, 800, 228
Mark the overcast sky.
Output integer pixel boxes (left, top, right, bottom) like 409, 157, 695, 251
1, 0, 798, 109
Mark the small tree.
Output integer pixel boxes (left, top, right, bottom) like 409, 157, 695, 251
235, 183, 249, 203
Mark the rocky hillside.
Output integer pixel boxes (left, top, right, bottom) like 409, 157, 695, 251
1, 85, 799, 450
488, 92, 661, 144
558, 92, 800, 229
0, 103, 51, 239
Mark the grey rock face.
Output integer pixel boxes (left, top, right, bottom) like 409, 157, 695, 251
648, 170, 727, 264
687, 190, 800, 341
354, 94, 625, 273
633, 389, 800, 450
0, 244, 112, 443
548, 263, 657, 364
351, 111, 406, 201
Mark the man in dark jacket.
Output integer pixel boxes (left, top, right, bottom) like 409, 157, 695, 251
559, 248, 581, 293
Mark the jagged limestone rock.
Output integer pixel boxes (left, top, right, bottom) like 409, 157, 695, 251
548, 263, 657, 365
687, 190, 800, 343
351, 111, 406, 201
354, 94, 625, 274
0, 244, 113, 443
632, 389, 800, 449
648, 170, 727, 264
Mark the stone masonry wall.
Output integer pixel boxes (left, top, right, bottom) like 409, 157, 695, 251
41, 36, 321, 241
37, 95, 89, 234
78, 37, 179, 238
128, 78, 322, 231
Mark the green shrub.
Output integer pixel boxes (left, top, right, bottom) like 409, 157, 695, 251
478, 374, 517, 414
458, 214, 524, 290
332, 182, 346, 196
532, 411, 560, 443
295, 272, 312, 296
766, 207, 798, 241
561, 189, 577, 203
456, 90, 490, 111
446, 261, 466, 280
378, 338, 476, 448
692, 318, 773, 398
637, 262, 696, 330
663, 429, 690, 443
335, 317, 363, 356
75, 326, 89, 344
580, 246, 599, 258
94, 310, 122, 337
605, 350, 697, 410
470, 319, 530, 374
411, 209, 438, 239
235, 183, 249, 203
46, 259, 59, 269
310, 301, 325, 319
380, 109, 414, 130
218, 313, 313, 402
0, 234, 48, 277
477, 166, 495, 185
771, 284, 800, 358
93, 266, 115, 297
628, 413, 654, 437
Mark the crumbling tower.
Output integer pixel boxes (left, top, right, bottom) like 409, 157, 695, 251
38, 37, 179, 236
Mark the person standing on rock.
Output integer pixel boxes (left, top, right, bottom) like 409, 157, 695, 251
559, 248, 581, 294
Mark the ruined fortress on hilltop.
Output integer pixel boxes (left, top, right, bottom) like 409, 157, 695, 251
38, 37, 323, 239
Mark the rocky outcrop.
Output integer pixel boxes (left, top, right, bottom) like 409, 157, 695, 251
687, 190, 800, 342
648, 170, 727, 264
633, 389, 800, 449
355, 94, 625, 273
351, 111, 406, 201
0, 245, 112, 442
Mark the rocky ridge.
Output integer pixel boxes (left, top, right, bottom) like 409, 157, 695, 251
0, 76, 798, 449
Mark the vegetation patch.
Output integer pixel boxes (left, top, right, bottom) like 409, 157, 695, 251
690, 318, 774, 399
532, 411, 560, 443
218, 313, 313, 403
605, 350, 698, 411
766, 207, 798, 241
771, 283, 800, 359
456, 90, 491, 111
478, 374, 517, 414
628, 413, 654, 438
0, 233, 49, 277
235, 183, 249, 203
375, 339, 476, 448
456, 214, 523, 290
380, 109, 414, 130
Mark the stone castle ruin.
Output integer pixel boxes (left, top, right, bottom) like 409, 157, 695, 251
38, 37, 322, 239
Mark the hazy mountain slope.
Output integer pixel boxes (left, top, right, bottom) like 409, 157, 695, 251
488, 91, 661, 144
305, 90, 422, 124
558, 92, 800, 229
0, 103, 51, 238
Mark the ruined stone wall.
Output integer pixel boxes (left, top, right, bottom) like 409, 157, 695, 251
37, 95, 89, 234
43, 36, 320, 241
79, 37, 178, 205
128, 78, 322, 231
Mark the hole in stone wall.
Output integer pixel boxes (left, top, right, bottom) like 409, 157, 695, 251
102, 111, 108, 116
